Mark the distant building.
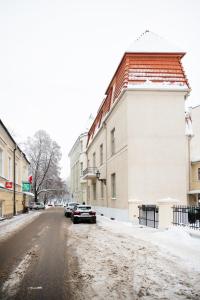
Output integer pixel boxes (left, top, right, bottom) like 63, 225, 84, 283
0, 119, 31, 218
68, 132, 88, 203
81, 31, 190, 224
188, 105, 200, 205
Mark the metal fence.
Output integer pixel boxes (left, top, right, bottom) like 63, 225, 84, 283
173, 206, 200, 230
138, 205, 159, 228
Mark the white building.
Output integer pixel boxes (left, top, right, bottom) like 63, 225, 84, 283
82, 31, 190, 226
188, 105, 200, 204
68, 132, 88, 203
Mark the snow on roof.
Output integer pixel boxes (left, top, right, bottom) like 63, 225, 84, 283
127, 30, 184, 54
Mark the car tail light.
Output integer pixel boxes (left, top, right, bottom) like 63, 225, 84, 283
89, 211, 96, 215
73, 211, 81, 215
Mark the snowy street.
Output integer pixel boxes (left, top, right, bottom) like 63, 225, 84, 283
0, 208, 200, 299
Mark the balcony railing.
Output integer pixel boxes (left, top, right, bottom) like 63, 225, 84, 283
82, 167, 97, 180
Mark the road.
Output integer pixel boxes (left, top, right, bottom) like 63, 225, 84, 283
0, 208, 76, 300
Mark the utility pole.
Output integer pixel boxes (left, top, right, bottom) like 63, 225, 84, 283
13, 145, 16, 216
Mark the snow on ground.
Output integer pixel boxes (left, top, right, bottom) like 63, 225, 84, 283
67, 216, 200, 300
0, 211, 41, 242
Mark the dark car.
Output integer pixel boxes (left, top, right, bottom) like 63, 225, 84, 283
71, 205, 96, 224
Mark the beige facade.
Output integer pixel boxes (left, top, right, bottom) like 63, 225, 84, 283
82, 31, 190, 226
84, 87, 188, 223
0, 120, 30, 218
68, 132, 87, 203
189, 105, 200, 205
69, 32, 190, 227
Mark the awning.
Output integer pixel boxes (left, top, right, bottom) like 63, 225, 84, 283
23, 192, 34, 197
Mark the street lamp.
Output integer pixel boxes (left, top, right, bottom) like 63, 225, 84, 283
96, 170, 106, 185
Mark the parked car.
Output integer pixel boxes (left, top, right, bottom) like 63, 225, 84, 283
29, 202, 37, 210
35, 202, 45, 209
71, 205, 96, 224
29, 202, 45, 210
64, 202, 79, 217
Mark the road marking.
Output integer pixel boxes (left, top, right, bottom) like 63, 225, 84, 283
28, 286, 43, 290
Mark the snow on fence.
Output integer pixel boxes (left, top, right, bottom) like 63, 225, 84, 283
173, 206, 200, 230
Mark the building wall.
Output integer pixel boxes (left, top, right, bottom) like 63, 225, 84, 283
87, 96, 128, 215
0, 122, 30, 217
191, 105, 200, 161
68, 133, 87, 203
87, 88, 187, 223
127, 90, 187, 205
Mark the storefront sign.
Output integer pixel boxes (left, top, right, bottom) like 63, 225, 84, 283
22, 182, 31, 192
5, 182, 13, 189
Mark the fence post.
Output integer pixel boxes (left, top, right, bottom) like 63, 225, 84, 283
157, 198, 180, 229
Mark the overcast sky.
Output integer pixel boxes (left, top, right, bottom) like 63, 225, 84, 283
0, 0, 200, 178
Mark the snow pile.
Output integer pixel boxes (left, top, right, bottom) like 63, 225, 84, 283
67, 216, 200, 300
0, 211, 41, 241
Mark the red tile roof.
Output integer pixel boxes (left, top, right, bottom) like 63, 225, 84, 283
87, 39, 190, 146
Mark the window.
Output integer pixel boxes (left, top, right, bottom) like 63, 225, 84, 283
93, 183, 96, 200
198, 168, 200, 181
80, 141, 83, 152
80, 162, 83, 176
88, 186, 90, 201
8, 157, 12, 180
0, 148, 3, 176
101, 181, 104, 198
111, 128, 115, 155
93, 152, 96, 167
15, 163, 18, 184
111, 173, 116, 198
100, 144, 103, 165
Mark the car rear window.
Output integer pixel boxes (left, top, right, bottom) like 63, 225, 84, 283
78, 206, 91, 210
69, 203, 77, 207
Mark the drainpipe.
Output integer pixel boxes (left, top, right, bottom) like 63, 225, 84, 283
13, 145, 16, 216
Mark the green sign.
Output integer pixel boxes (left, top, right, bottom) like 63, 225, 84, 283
22, 182, 31, 192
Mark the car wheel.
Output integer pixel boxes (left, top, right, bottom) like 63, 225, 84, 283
73, 219, 78, 224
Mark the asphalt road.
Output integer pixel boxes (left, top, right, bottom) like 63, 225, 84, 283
0, 208, 76, 300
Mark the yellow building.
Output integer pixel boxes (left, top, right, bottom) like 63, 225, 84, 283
0, 119, 31, 218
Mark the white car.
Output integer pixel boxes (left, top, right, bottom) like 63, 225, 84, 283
71, 205, 96, 224
64, 202, 79, 217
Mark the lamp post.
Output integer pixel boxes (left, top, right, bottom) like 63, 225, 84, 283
96, 170, 106, 185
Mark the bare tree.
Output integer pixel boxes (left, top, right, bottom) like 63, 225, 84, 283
25, 130, 62, 202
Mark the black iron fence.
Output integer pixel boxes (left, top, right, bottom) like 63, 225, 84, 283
138, 205, 159, 228
173, 206, 200, 230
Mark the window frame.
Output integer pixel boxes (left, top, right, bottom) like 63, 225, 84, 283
100, 144, 103, 165
198, 168, 200, 181
111, 173, 116, 199
111, 128, 115, 156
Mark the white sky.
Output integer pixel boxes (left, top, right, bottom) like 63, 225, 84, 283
0, 0, 200, 178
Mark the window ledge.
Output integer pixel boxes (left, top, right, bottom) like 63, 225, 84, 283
111, 197, 116, 200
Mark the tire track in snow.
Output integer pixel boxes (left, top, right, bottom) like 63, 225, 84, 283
1, 245, 39, 299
